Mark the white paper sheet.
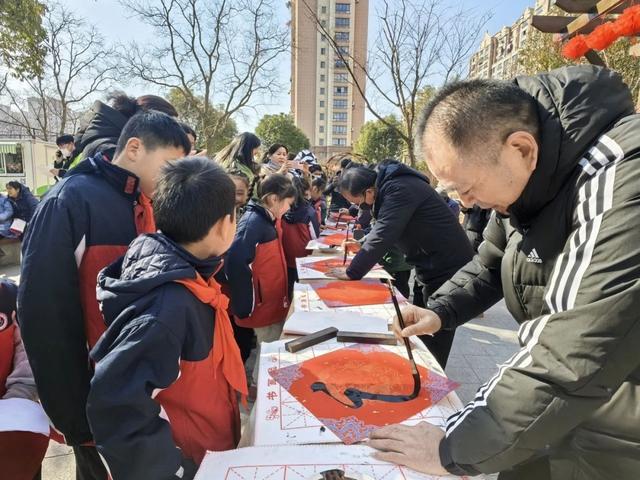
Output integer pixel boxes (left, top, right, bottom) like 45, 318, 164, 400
296, 256, 392, 280
253, 338, 461, 447
283, 311, 390, 336
195, 444, 483, 479
0, 398, 50, 435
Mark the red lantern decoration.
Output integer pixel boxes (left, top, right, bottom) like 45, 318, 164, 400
562, 5, 640, 60
614, 5, 640, 36
563, 35, 590, 59
586, 22, 618, 50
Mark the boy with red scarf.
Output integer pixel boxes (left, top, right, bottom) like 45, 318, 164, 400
18, 111, 191, 479
87, 158, 245, 480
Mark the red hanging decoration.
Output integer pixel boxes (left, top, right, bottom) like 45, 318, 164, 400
562, 5, 640, 60
586, 22, 618, 50
563, 34, 590, 59
614, 5, 640, 36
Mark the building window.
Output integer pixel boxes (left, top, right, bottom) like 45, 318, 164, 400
321, 20, 327, 27
319, 126, 325, 133
335, 59, 347, 68
338, 46, 349, 55
335, 17, 350, 28
334, 73, 348, 82
336, 3, 350, 13
320, 74, 325, 82
335, 31, 349, 42
333, 125, 347, 134
319, 138, 325, 146
321, 6, 327, 14
333, 112, 348, 122
320, 113, 325, 120
321, 48, 326, 55
0, 143, 24, 174
320, 61, 326, 68
321, 34, 326, 42
333, 137, 347, 146
334, 86, 348, 96
333, 99, 348, 109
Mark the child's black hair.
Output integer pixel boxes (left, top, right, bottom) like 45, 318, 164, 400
154, 157, 236, 244
114, 111, 191, 157
230, 172, 250, 188
180, 122, 197, 141
56, 134, 74, 146
257, 173, 296, 202
292, 175, 311, 208
311, 176, 327, 192
5, 181, 23, 192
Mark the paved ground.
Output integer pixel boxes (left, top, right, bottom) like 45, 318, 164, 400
0, 262, 518, 479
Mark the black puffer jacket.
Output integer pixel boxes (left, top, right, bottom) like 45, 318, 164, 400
346, 162, 473, 282
430, 66, 640, 479
72, 101, 129, 161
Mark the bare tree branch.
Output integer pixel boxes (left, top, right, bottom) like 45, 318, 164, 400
0, 2, 119, 140
301, 0, 490, 166
119, 0, 289, 152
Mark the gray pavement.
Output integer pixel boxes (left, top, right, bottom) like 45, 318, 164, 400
1, 261, 518, 479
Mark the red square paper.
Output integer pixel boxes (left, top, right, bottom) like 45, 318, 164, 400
270, 344, 458, 444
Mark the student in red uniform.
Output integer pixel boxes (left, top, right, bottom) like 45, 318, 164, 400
225, 174, 296, 383
0, 280, 49, 480
18, 111, 191, 480
87, 158, 243, 480
282, 176, 320, 297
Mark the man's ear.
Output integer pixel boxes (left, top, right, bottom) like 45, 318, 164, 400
506, 131, 538, 172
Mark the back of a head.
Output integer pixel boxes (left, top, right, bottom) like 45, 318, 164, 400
56, 134, 74, 146
180, 122, 197, 141
0, 279, 17, 320
108, 91, 178, 119
154, 157, 235, 244
216, 132, 261, 170
338, 166, 377, 196
312, 175, 327, 191
115, 111, 191, 158
292, 175, 310, 208
258, 173, 296, 201
417, 79, 540, 159
339, 158, 352, 169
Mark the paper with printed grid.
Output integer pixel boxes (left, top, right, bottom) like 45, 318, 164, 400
253, 338, 462, 447
195, 444, 483, 479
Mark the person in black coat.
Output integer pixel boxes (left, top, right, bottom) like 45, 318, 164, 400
5, 182, 39, 223
71, 92, 178, 164
330, 161, 474, 367
461, 205, 491, 252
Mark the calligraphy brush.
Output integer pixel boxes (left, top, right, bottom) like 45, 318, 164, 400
342, 221, 350, 265
386, 279, 421, 398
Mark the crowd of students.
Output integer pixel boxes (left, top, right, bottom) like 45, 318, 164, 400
0, 87, 486, 480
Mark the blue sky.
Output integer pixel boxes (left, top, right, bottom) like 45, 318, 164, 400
61, 0, 536, 130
